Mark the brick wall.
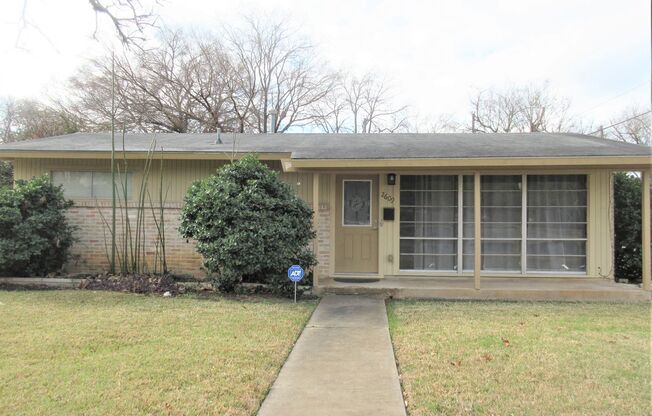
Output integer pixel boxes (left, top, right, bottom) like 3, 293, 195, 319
64, 202, 204, 277
315, 204, 331, 278
64, 201, 330, 280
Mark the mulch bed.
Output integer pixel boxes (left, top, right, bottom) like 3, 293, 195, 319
79, 274, 182, 295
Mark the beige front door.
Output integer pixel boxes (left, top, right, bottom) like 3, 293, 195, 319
334, 175, 379, 273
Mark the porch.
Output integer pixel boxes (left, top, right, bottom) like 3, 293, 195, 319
317, 276, 651, 302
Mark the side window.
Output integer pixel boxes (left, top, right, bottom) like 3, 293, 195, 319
51, 171, 131, 199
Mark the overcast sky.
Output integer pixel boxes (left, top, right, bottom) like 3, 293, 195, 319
0, 0, 649, 126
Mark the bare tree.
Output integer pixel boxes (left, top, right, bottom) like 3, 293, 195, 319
409, 113, 462, 133
311, 74, 350, 133
0, 96, 81, 185
227, 17, 334, 133
62, 30, 212, 133
15, 0, 160, 49
312, 72, 409, 133
183, 37, 238, 132
0, 97, 80, 142
603, 106, 651, 145
469, 83, 574, 133
62, 18, 341, 134
87, 0, 160, 46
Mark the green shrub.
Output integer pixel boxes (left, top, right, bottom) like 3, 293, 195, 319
179, 155, 317, 294
0, 176, 76, 276
613, 172, 643, 283
0, 161, 12, 187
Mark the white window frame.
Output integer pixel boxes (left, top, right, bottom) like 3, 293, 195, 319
51, 170, 131, 200
525, 174, 588, 275
399, 175, 459, 272
398, 173, 588, 275
341, 179, 372, 227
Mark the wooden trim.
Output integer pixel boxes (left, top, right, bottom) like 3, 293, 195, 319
4, 152, 648, 169
474, 172, 481, 290
642, 170, 651, 290
289, 156, 652, 170
457, 175, 464, 276
0, 150, 291, 161
312, 174, 320, 288
521, 174, 527, 274
329, 173, 336, 277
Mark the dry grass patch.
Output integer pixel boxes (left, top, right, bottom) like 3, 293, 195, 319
388, 300, 650, 416
0, 290, 316, 416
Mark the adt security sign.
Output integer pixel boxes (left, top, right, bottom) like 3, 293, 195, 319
288, 265, 304, 303
288, 265, 304, 282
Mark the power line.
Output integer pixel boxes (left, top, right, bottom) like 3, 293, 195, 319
589, 110, 652, 135
574, 79, 651, 119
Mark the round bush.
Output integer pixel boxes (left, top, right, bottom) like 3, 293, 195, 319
179, 155, 317, 293
0, 176, 76, 276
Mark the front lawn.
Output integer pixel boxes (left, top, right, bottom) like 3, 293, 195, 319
388, 301, 650, 416
0, 290, 315, 415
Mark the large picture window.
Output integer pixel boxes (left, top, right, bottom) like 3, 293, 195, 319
399, 175, 458, 271
526, 175, 587, 272
399, 173, 587, 274
52, 171, 132, 199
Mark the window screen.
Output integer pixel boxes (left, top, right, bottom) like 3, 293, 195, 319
465, 175, 523, 272
400, 173, 587, 275
400, 175, 458, 271
527, 175, 587, 272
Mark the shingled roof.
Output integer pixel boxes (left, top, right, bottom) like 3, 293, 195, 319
0, 132, 649, 160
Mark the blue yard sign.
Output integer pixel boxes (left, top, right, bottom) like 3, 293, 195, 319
288, 265, 304, 303
288, 265, 304, 282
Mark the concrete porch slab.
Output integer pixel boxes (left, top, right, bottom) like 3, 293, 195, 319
316, 277, 651, 302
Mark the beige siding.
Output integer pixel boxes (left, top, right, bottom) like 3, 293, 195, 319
13, 158, 313, 205
12, 160, 616, 280
587, 170, 614, 278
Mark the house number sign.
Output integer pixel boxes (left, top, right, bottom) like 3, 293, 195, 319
381, 191, 395, 204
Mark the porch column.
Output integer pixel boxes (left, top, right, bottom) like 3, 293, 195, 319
642, 170, 651, 291
474, 172, 481, 290
312, 173, 320, 288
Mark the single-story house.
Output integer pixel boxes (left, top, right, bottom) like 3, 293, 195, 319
0, 132, 650, 299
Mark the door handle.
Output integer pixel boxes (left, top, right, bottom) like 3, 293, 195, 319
372, 219, 379, 230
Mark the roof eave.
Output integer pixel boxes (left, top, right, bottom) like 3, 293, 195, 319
288, 156, 652, 170
0, 150, 293, 161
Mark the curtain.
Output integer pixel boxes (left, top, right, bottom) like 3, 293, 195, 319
463, 175, 522, 272
400, 175, 458, 270
526, 175, 587, 272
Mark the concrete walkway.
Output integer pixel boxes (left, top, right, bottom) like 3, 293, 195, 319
257, 295, 406, 416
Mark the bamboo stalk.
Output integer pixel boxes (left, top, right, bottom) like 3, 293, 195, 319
110, 51, 116, 274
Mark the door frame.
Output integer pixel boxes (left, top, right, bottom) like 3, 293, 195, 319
332, 173, 380, 275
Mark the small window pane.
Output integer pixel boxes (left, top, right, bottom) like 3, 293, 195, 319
343, 181, 371, 226
400, 254, 457, 271
92, 172, 115, 198
52, 172, 92, 198
400, 239, 457, 255
400, 222, 457, 238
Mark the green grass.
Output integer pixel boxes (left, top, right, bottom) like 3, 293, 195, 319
0, 290, 316, 416
388, 300, 651, 416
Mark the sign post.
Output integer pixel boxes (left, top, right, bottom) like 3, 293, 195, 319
287, 265, 304, 303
